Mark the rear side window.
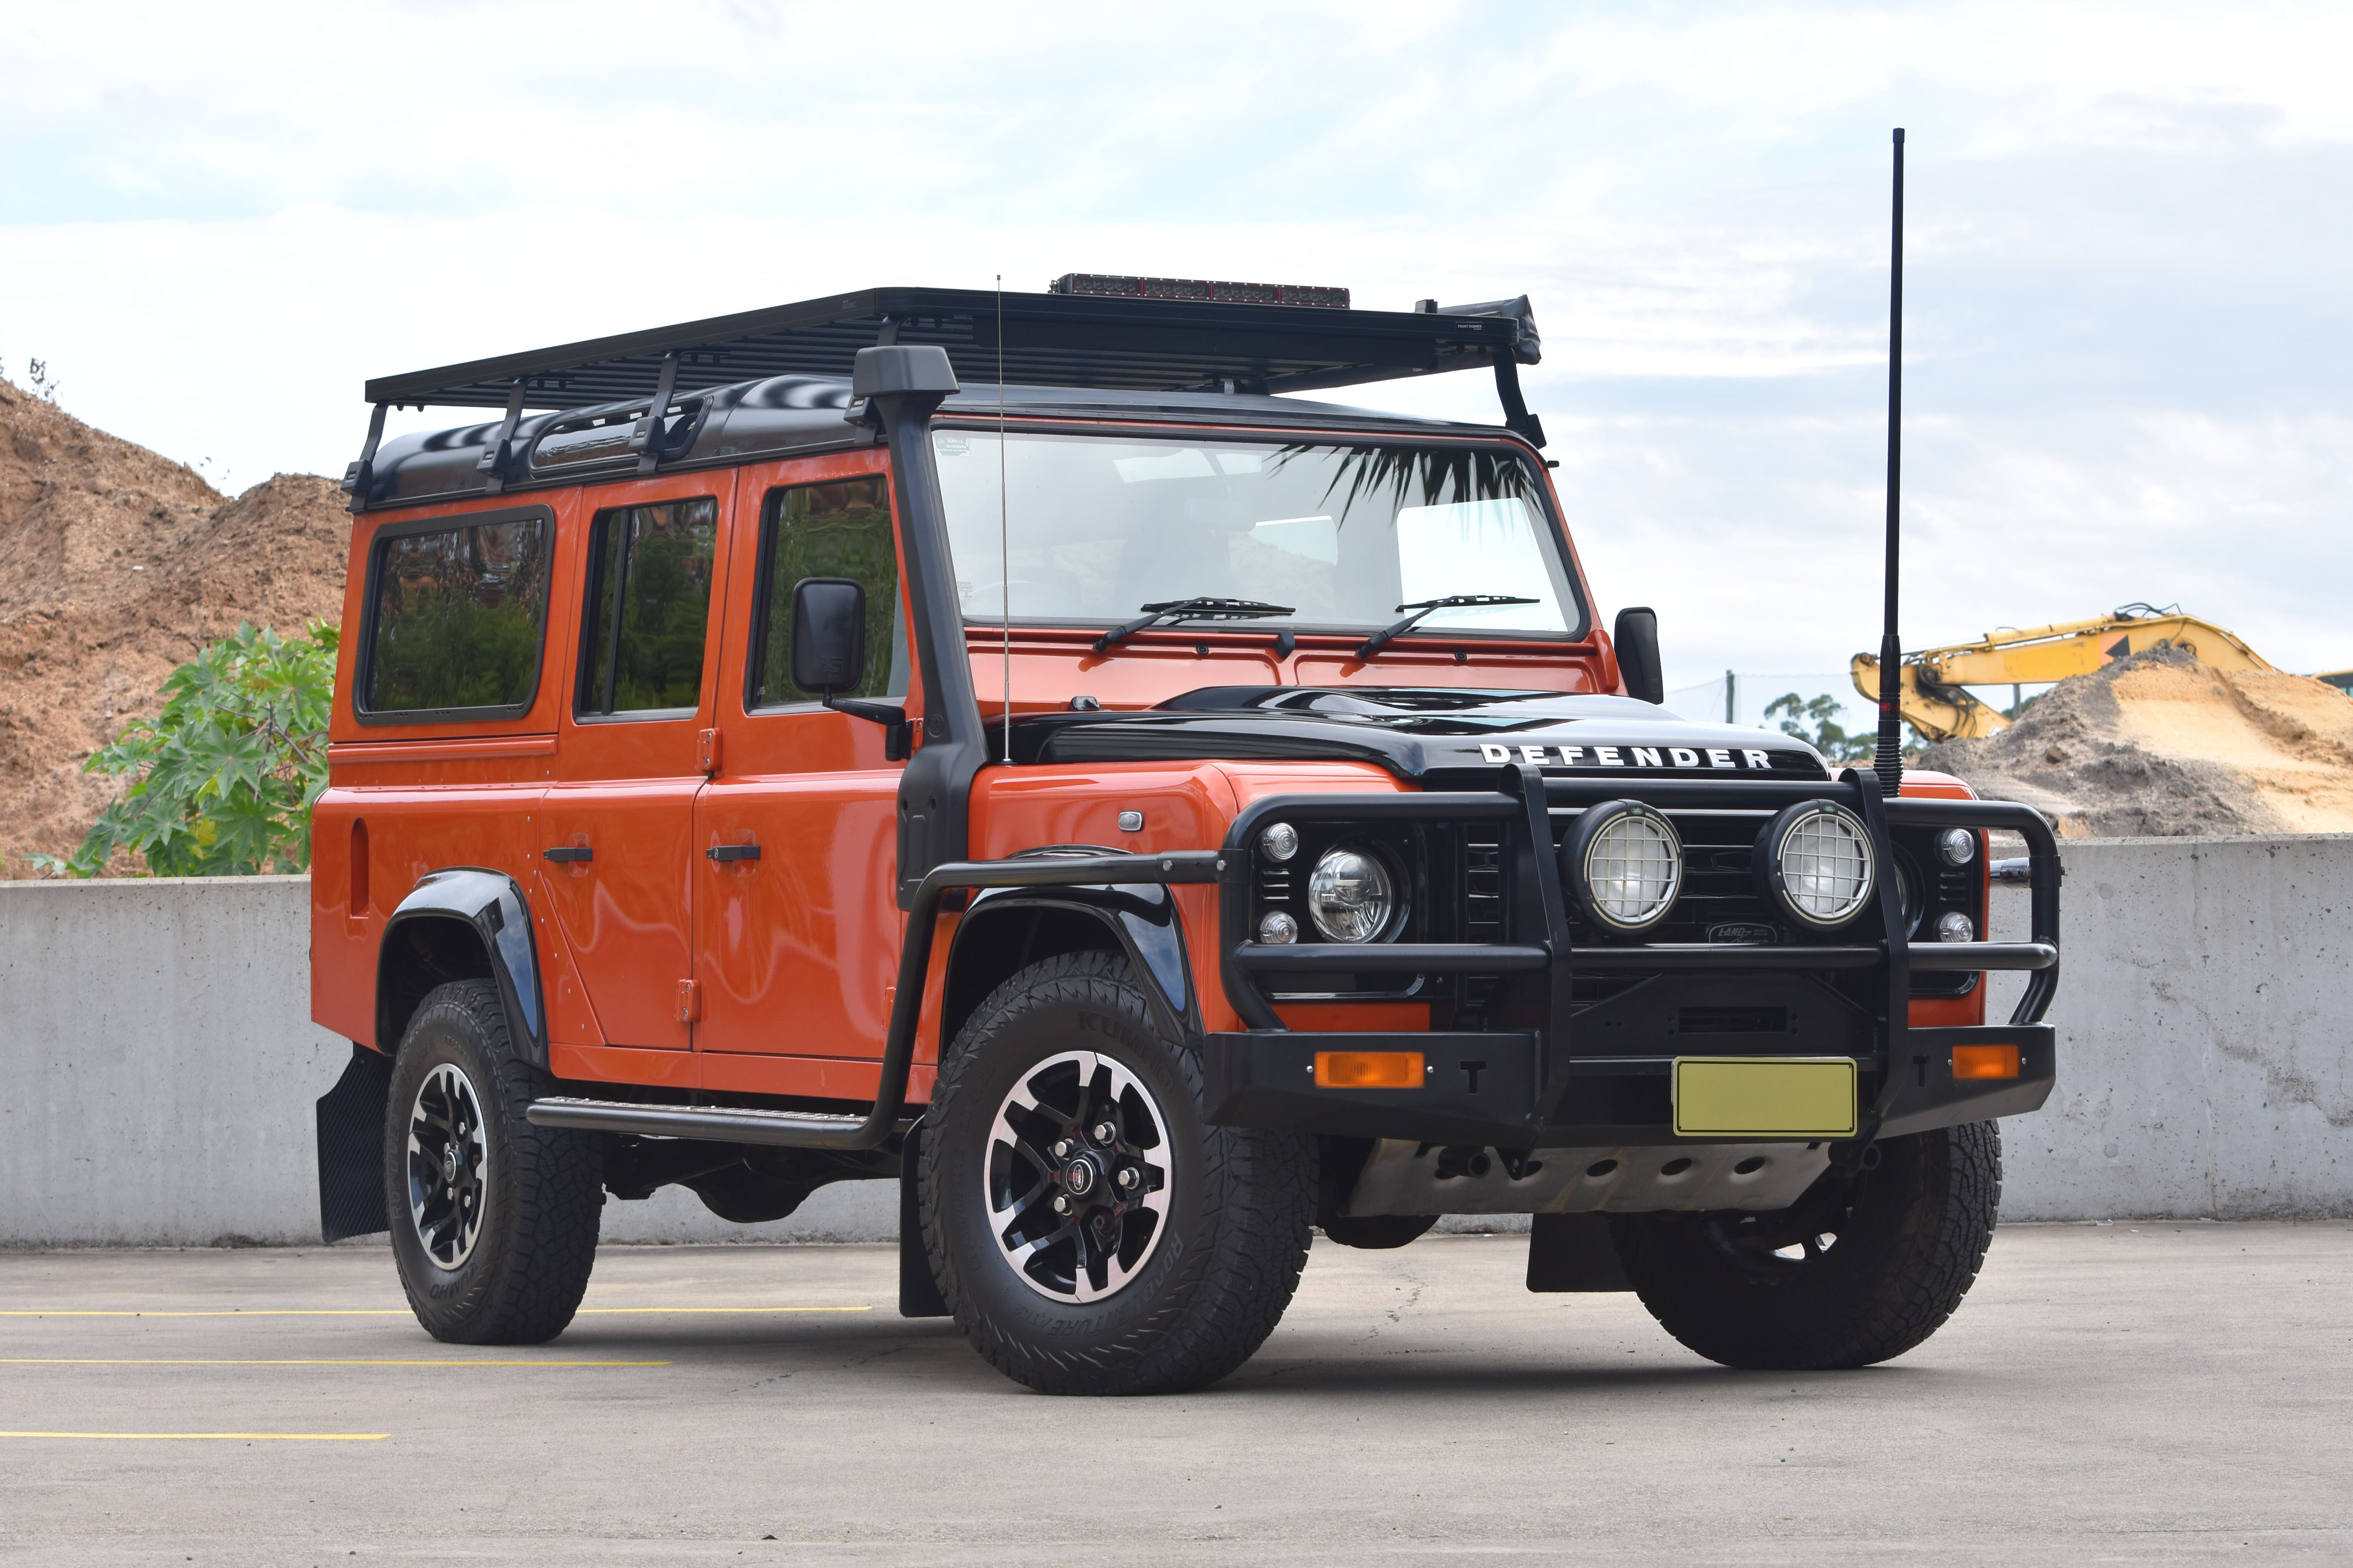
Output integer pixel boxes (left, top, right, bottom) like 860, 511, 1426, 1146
749, 476, 906, 708
577, 497, 719, 717
361, 509, 551, 721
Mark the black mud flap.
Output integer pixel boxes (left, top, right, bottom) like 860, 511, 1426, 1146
898, 1122, 950, 1318
317, 1043, 393, 1243
1526, 1213, 1632, 1293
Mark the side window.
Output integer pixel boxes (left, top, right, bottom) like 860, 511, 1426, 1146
361, 510, 551, 721
749, 476, 907, 708
576, 497, 719, 718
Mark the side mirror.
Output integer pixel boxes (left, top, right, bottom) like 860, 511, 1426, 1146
790, 577, 867, 695
1614, 606, 1664, 704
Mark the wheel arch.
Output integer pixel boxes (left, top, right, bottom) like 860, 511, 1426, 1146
941, 885, 1197, 1050
377, 868, 548, 1069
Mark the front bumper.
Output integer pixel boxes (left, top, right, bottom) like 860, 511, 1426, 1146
1204, 766, 2061, 1147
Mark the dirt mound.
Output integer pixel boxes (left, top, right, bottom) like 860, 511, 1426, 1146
0, 380, 349, 875
1923, 646, 2353, 837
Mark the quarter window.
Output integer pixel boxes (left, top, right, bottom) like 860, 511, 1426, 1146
749, 476, 906, 708
577, 498, 719, 717
362, 511, 550, 718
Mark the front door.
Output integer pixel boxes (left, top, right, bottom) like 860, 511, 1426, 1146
536, 472, 736, 1054
693, 457, 912, 1100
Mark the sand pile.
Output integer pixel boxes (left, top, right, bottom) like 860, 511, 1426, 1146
1924, 646, 2353, 837
0, 381, 350, 875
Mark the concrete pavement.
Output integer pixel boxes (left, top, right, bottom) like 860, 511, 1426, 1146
2, 1224, 2349, 1564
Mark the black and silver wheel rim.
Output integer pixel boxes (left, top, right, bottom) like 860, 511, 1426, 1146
983, 1050, 1173, 1304
406, 1062, 491, 1270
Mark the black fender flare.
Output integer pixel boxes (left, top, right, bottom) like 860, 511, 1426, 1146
377, 868, 548, 1068
945, 880, 1200, 1047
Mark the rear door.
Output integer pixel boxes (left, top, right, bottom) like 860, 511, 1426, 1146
691, 454, 912, 1099
535, 472, 736, 1055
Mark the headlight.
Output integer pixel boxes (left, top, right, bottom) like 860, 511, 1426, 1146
1937, 827, 1977, 867
1562, 800, 1682, 934
1306, 846, 1395, 942
1755, 801, 1875, 929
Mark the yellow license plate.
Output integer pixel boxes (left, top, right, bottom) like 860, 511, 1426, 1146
1672, 1057, 1858, 1138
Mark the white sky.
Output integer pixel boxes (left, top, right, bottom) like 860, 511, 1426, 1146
3, 0, 2347, 695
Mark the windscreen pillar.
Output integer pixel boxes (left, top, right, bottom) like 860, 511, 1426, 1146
854, 345, 985, 910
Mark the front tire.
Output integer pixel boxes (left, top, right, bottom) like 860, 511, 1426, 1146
385, 979, 604, 1344
1612, 1120, 2002, 1370
920, 952, 1316, 1395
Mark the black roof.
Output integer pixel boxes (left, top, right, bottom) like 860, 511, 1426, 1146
364, 285, 1540, 411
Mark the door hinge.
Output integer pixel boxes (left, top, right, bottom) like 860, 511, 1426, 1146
676, 979, 702, 1023
697, 728, 722, 775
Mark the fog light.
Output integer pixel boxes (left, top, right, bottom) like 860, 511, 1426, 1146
1938, 827, 1978, 866
1755, 801, 1874, 929
1935, 910, 1976, 943
1257, 910, 1299, 945
1314, 1050, 1424, 1089
1952, 1043, 2020, 1080
1563, 800, 1682, 934
1259, 822, 1300, 862
1307, 846, 1395, 942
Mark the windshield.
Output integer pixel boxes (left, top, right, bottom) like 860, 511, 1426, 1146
933, 431, 1584, 638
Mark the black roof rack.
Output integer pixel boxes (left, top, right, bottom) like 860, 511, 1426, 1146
363, 285, 1543, 430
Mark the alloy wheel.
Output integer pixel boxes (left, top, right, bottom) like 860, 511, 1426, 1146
982, 1050, 1173, 1303
406, 1062, 491, 1269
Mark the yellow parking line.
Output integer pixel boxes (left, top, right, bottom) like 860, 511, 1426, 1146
0, 1358, 669, 1367
0, 1305, 871, 1317
0, 1431, 387, 1442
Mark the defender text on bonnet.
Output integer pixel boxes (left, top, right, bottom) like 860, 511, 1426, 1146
312, 275, 2059, 1394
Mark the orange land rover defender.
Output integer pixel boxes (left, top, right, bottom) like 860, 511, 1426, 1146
312, 279, 2060, 1394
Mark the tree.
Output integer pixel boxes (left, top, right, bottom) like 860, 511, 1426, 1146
35, 622, 337, 877
1764, 691, 1873, 763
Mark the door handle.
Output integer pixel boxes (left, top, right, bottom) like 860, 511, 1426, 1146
542, 846, 593, 863
706, 843, 762, 863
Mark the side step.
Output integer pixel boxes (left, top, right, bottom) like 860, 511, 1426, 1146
525, 1097, 872, 1147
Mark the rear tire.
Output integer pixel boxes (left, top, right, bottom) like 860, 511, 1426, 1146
920, 951, 1316, 1395
385, 979, 603, 1345
1611, 1120, 2001, 1370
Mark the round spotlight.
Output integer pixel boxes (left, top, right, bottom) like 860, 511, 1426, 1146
1937, 827, 1978, 867
1561, 800, 1682, 934
1755, 802, 1875, 929
1259, 822, 1300, 862
1934, 910, 1976, 943
1257, 910, 1299, 945
1306, 847, 1395, 943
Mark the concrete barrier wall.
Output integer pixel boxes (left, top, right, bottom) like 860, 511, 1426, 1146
2, 835, 2346, 1246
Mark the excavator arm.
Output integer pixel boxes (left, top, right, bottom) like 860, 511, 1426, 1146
1852, 605, 2275, 744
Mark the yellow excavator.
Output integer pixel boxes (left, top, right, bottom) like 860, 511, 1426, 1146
1850, 603, 2275, 743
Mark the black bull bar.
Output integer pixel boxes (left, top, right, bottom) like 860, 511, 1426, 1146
1204, 764, 2061, 1148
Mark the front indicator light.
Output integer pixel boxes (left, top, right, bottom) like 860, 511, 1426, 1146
1938, 827, 1978, 866
1259, 821, 1300, 862
1562, 800, 1682, 934
1755, 801, 1875, 929
1307, 846, 1395, 942
1952, 1044, 2021, 1080
1257, 910, 1299, 944
1315, 1050, 1425, 1089
1935, 910, 1976, 942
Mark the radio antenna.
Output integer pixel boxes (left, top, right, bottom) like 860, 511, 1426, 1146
1872, 128, 1907, 798
998, 274, 1012, 765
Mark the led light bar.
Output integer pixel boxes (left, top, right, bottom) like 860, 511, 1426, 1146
1050, 273, 1350, 309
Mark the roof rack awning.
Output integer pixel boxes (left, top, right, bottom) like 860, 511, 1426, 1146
364, 286, 1541, 413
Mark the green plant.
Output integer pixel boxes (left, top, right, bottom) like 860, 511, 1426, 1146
1765, 691, 1874, 763
35, 622, 337, 878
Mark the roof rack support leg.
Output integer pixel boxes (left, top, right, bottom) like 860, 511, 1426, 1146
1493, 357, 1547, 449
340, 402, 388, 513
632, 353, 680, 475
477, 379, 526, 494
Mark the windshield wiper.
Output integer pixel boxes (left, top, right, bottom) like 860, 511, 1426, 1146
1092, 597, 1296, 654
1354, 595, 1539, 660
